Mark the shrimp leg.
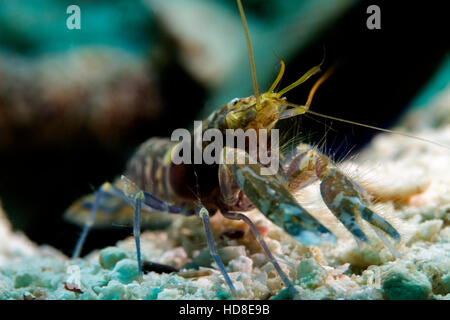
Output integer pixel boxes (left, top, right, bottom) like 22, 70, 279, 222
282, 143, 401, 246
72, 177, 184, 278
223, 147, 336, 245
196, 205, 236, 295
221, 210, 299, 299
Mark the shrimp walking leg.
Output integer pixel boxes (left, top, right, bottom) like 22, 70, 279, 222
196, 205, 236, 295
133, 191, 144, 278
72, 182, 108, 258
222, 148, 336, 245
120, 176, 186, 276
282, 143, 401, 245
222, 211, 299, 299
72, 176, 185, 276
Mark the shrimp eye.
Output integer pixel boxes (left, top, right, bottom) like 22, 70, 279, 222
228, 98, 240, 108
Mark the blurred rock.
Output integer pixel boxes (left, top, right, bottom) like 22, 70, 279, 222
0, 48, 161, 148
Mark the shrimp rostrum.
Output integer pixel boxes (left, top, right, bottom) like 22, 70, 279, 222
65, 0, 402, 298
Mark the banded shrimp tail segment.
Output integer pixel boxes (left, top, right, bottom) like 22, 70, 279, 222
68, 174, 187, 258
70, 180, 139, 258
125, 137, 180, 203
67, 137, 189, 261
64, 181, 135, 228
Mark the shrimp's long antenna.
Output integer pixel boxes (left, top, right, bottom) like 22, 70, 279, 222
305, 109, 450, 150
278, 65, 450, 150
237, 0, 260, 104
281, 100, 450, 150
304, 66, 450, 149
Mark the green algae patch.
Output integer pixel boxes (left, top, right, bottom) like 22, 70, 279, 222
111, 259, 140, 284
382, 264, 432, 300
99, 247, 127, 270
435, 273, 450, 295
215, 290, 231, 300
97, 280, 127, 300
145, 287, 163, 300
14, 273, 34, 288
296, 258, 327, 289
270, 287, 295, 300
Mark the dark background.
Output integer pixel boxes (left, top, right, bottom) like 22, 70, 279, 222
0, 0, 448, 256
